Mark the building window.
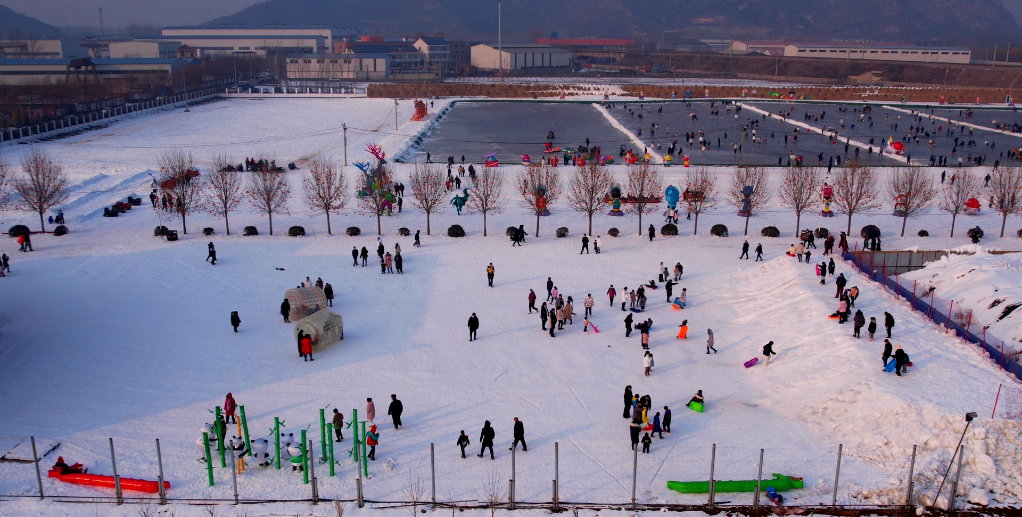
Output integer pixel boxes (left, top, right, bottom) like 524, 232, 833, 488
304, 59, 312, 64
331, 60, 338, 63
238, 47, 250, 50
317, 59, 324, 63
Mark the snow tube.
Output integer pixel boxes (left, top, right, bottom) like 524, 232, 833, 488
49, 469, 170, 493
689, 401, 704, 413
885, 360, 897, 373
667, 473, 804, 494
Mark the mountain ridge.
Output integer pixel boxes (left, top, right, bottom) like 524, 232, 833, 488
0, 4, 63, 38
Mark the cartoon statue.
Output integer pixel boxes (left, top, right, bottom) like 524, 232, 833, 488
821, 183, 835, 217
450, 189, 470, 215
664, 185, 680, 210
738, 186, 754, 216
608, 185, 624, 216
535, 185, 550, 216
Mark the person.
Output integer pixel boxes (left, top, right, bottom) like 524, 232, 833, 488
687, 390, 704, 408
486, 263, 495, 287
755, 243, 764, 261
624, 313, 634, 337
580, 234, 590, 254
207, 242, 217, 265
324, 283, 334, 306
414, 230, 421, 247
230, 311, 241, 333
224, 393, 237, 423
662, 406, 672, 433
395, 253, 403, 274
740, 240, 750, 259
894, 345, 909, 377
478, 421, 495, 459
607, 285, 616, 307
648, 224, 655, 242
468, 313, 479, 341
528, 289, 537, 313
853, 310, 865, 338
678, 288, 687, 308
867, 317, 877, 341
315, 277, 324, 289
828, 258, 836, 276
457, 431, 470, 458
885, 312, 895, 338
641, 329, 650, 350
805, 248, 812, 263
280, 298, 291, 323
673, 262, 683, 281
352, 246, 359, 266
22, 233, 31, 252
385, 253, 394, 274
641, 432, 652, 453
510, 417, 527, 451
835, 273, 847, 298
548, 305, 558, 337
52, 456, 86, 475
594, 235, 601, 253
882, 339, 893, 368
643, 350, 653, 376
795, 242, 805, 262
332, 409, 344, 441
630, 420, 641, 450
584, 294, 594, 317
621, 286, 629, 311
564, 298, 574, 326
301, 334, 314, 361
360, 246, 369, 267
623, 386, 633, 419
677, 320, 688, 339
837, 297, 848, 324
546, 277, 554, 301
706, 329, 716, 354
366, 398, 376, 424
388, 394, 403, 430
762, 341, 776, 366
2, 253, 8, 274
848, 286, 859, 307
540, 302, 548, 330
366, 425, 379, 460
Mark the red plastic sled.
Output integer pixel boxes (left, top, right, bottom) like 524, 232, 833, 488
49, 468, 170, 493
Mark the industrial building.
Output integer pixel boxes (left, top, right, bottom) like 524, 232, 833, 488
729, 41, 972, 64
470, 43, 572, 71
0, 39, 65, 59
0, 58, 191, 85
108, 41, 182, 59
161, 26, 354, 50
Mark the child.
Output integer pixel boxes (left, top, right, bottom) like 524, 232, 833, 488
677, 319, 688, 339
686, 390, 704, 408
868, 317, 877, 341
641, 432, 652, 453
457, 431, 470, 458
301, 335, 314, 361
583, 317, 590, 332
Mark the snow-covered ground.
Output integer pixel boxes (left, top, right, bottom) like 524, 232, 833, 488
0, 98, 1021, 517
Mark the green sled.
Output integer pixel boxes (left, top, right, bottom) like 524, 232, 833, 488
667, 473, 804, 494
689, 401, 704, 413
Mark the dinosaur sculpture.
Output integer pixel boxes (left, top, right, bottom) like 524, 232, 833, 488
450, 189, 470, 215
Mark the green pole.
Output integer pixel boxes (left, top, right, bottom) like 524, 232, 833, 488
240, 406, 252, 454
349, 409, 358, 462
274, 417, 281, 470
360, 421, 368, 478
320, 408, 328, 462
202, 432, 214, 487
326, 423, 336, 476
215, 407, 226, 468
301, 430, 309, 485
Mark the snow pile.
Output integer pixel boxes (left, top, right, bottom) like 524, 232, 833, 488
901, 250, 1022, 355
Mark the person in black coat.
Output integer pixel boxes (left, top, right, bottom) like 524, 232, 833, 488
835, 273, 847, 298
630, 420, 641, 450
662, 406, 671, 432
884, 312, 895, 338
853, 310, 865, 338
377, 242, 385, 260
624, 313, 634, 337
351, 247, 359, 266
477, 421, 495, 459
324, 283, 334, 306
540, 303, 548, 330
280, 298, 291, 323
457, 431, 470, 458
580, 234, 590, 254
665, 280, 675, 302
206, 242, 217, 265
360, 246, 369, 266
641, 432, 652, 454
762, 341, 776, 365
510, 417, 527, 451
468, 313, 480, 341
648, 224, 655, 242
395, 253, 403, 273
623, 385, 633, 419
893, 346, 909, 376
388, 394, 403, 429
868, 317, 877, 340
882, 339, 893, 368
230, 311, 241, 332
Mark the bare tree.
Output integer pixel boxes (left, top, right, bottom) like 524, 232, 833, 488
157, 149, 205, 235
989, 167, 1022, 237
887, 167, 937, 237
683, 167, 718, 235
404, 475, 427, 517
517, 166, 561, 237
204, 153, 244, 235
408, 162, 447, 235
477, 471, 507, 517
467, 166, 507, 236
355, 145, 395, 236
938, 169, 980, 238
625, 162, 665, 235
567, 161, 612, 236
831, 164, 881, 236
778, 166, 822, 237
246, 167, 291, 235
729, 166, 772, 236
12, 148, 70, 232
302, 155, 347, 235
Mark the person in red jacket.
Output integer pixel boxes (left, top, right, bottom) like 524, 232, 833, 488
366, 425, 379, 460
528, 289, 537, 313
301, 335, 314, 361
223, 393, 237, 424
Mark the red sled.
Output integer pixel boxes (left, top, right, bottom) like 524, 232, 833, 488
49, 468, 170, 493
744, 357, 759, 368
590, 323, 600, 334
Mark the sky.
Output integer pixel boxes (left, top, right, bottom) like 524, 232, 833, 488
0, 0, 263, 28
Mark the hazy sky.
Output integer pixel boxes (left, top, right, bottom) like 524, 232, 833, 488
0, 0, 263, 28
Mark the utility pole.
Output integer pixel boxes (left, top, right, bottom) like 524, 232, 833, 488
342, 123, 348, 165
498, 0, 502, 75
394, 99, 398, 130
98, 7, 105, 37
993, 44, 998, 69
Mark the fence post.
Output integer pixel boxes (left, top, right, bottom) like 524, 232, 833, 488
228, 440, 239, 504
832, 444, 843, 507
356, 437, 364, 508
430, 443, 436, 509
553, 442, 559, 511
30, 436, 43, 499
631, 445, 638, 510
752, 449, 764, 508
510, 445, 516, 510
109, 438, 123, 505
966, 311, 972, 336
929, 292, 935, 320
949, 444, 965, 511
309, 439, 318, 505
906, 445, 917, 507
949, 300, 955, 327
894, 272, 899, 299
992, 384, 1003, 418
708, 444, 716, 509
203, 432, 214, 486
156, 439, 166, 505
327, 423, 335, 477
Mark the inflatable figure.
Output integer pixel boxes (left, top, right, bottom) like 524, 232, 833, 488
451, 189, 470, 215
821, 183, 835, 217
484, 153, 499, 167
683, 155, 690, 167
664, 185, 680, 210
535, 185, 550, 216
893, 194, 907, 217
608, 185, 624, 216
965, 197, 981, 215
522, 154, 531, 166
738, 186, 754, 216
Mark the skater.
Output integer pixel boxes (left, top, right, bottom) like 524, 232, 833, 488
206, 242, 217, 264
662, 406, 671, 432
510, 417, 527, 451
762, 341, 776, 365
641, 432, 652, 453
594, 235, 601, 253
706, 329, 716, 354
360, 246, 369, 266
457, 431, 470, 458
648, 224, 655, 241
281, 298, 291, 322
388, 394, 403, 429
224, 393, 237, 423
352, 246, 359, 266
630, 420, 641, 450
366, 398, 376, 424
230, 311, 241, 333
540, 303, 548, 330
625, 313, 634, 337
867, 317, 877, 340
884, 312, 895, 338
414, 230, 421, 247
643, 350, 653, 376
468, 313, 479, 341
882, 339, 893, 368
853, 310, 865, 338
835, 273, 847, 298
324, 283, 334, 306
894, 345, 909, 376
623, 385, 633, 419
607, 285, 616, 307
366, 425, 379, 460
755, 243, 763, 261
486, 263, 495, 287
584, 294, 594, 317
580, 234, 590, 254
621, 286, 629, 311
528, 289, 538, 313
546, 277, 554, 301
332, 409, 344, 441
740, 240, 750, 259
301, 333, 314, 361
677, 320, 688, 339
478, 421, 495, 459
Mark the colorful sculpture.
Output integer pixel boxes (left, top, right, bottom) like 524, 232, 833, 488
608, 185, 624, 216
664, 186, 680, 210
738, 186, 754, 216
451, 189, 470, 215
821, 183, 835, 217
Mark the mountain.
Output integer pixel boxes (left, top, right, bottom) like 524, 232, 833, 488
205, 0, 1021, 45
0, 4, 63, 38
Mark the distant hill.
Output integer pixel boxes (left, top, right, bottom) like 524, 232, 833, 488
205, 0, 1021, 45
0, 4, 63, 38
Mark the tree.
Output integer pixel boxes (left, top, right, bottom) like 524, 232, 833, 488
301, 155, 347, 235
247, 166, 290, 235
683, 167, 718, 235
625, 162, 665, 235
887, 167, 936, 237
989, 167, 1022, 238
157, 149, 205, 235
778, 166, 822, 237
729, 166, 772, 236
567, 161, 612, 236
937, 170, 979, 238
12, 148, 69, 232
832, 164, 881, 236
408, 162, 446, 235
517, 165, 561, 237
355, 144, 395, 236
205, 153, 244, 235
467, 166, 507, 236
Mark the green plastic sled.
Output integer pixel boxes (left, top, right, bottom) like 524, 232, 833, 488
667, 473, 804, 494
689, 401, 704, 413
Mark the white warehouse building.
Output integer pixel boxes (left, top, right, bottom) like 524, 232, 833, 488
471, 43, 572, 70
730, 41, 972, 64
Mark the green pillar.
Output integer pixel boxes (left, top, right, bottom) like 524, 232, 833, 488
202, 432, 214, 487
320, 408, 328, 462
301, 429, 309, 485
239, 406, 252, 454
360, 421, 368, 478
214, 407, 226, 468
274, 417, 281, 470
326, 423, 336, 476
